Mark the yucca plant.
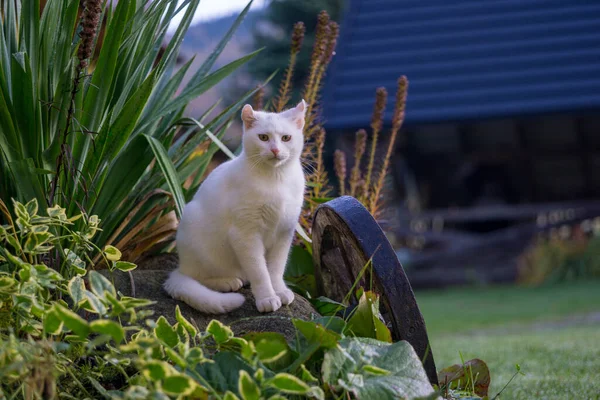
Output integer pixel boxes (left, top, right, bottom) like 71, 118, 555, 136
0, 0, 265, 263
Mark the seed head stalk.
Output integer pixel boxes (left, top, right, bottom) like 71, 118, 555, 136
274, 22, 305, 112
48, 0, 102, 206
349, 129, 367, 196
362, 87, 387, 204
370, 76, 408, 216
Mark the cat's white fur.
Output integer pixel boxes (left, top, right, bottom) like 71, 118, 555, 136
163, 100, 307, 314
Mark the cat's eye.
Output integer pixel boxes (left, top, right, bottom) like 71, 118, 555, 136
281, 135, 291, 142
258, 134, 269, 142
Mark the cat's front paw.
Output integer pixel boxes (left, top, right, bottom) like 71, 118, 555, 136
276, 288, 295, 305
255, 296, 282, 313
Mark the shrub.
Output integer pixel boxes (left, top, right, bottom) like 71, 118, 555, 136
0, 198, 438, 399
518, 224, 600, 285
0, 0, 263, 263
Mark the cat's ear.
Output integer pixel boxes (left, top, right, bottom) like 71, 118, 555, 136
241, 104, 257, 130
285, 99, 307, 130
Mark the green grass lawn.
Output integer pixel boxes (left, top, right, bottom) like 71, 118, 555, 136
415, 281, 600, 399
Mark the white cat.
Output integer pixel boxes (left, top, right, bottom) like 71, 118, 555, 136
164, 100, 307, 314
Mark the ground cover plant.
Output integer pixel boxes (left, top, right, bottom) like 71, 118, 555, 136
0, 198, 441, 399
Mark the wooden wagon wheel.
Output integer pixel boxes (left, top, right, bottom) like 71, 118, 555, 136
312, 196, 438, 385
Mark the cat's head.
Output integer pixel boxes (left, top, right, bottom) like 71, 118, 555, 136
240, 100, 306, 167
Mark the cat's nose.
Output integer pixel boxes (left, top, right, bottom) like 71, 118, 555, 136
271, 148, 280, 156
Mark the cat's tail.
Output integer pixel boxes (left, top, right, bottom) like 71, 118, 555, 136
163, 270, 245, 314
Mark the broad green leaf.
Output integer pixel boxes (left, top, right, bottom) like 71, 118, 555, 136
0, 276, 17, 292
25, 198, 38, 216
142, 360, 173, 381
346, 291, 392, 343
266, 373, 310, 395
244, 332, 292, 370
164, 346, 186, 368
207, 319, 234, 344
54, 304, 90, 339
47, 204, 67, 220
124, 386, 151, 399
105, 292, 127, 316
145, 134, 185, 218
119, 296, 155, 309
68, 276, 86, 305
311, 298, 347, 317
43, 309, 63, 335
300, 364, 319, 384
186, 347, 204, 365
103, 245, 122, 261
238, 370, 260, 400
162, 374, 196, 396
322, 338, 435, 400
88, 270, 117, 298
176, 322, 189, 345
64, 249, 86, 275
82, 290, 108, 315
87, 376, 111, 399
154, 316, 178, 347
90, 319, 125, 343
175, 305, 197, 336
292, 319, 340, 349
114, 261, 137, 272
285, 245, 314, 277
194, 352, 257, 395
253, 368, 264, 384
224, 392, 241, 400
311, 316, 347, 335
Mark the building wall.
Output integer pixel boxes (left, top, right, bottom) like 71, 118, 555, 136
392, 111, 600, 209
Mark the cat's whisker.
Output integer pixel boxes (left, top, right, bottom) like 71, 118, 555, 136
300, 157, 317, 166
301, 164, 317, 174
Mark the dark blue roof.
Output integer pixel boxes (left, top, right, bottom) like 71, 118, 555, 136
322, 0, 600, 129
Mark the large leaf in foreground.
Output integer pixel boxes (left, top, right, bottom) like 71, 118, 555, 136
322, 338, 435, 400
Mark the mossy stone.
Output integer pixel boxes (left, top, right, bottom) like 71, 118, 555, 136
101, 254, 318, 343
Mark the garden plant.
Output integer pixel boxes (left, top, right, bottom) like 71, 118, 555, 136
0, 0, 508, 398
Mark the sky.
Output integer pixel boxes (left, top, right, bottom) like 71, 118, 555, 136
169, 0, 267, 32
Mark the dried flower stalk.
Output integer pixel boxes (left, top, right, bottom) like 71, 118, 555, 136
274, 22, 305, 112
370, 76, 408, 216
77, 0, 102, 70
349, 129, 367, 196
49, 0, 102, 206
252, 84, 265, 110
302, 11, 331, 135
334, 150, 347, 196
311, 127, 328, 199
362, 87, 387, 203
